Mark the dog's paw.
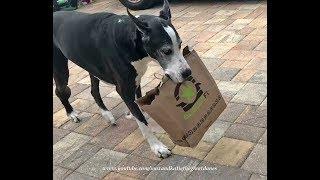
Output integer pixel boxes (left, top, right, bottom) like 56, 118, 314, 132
101, 110, 116, 125
151, 143, 172, 158
68, 111, 80, 123
125, 111, 134, 119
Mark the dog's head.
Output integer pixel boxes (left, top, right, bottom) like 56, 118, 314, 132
127, 0, 191, 83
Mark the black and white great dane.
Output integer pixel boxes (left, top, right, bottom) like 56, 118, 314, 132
53, 0, 191, 158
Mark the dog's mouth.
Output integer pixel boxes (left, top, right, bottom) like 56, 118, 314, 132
165, 73, 184, 84
165, 74, 172, 80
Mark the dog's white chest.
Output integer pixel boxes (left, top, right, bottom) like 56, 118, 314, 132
131, 57, 152, 86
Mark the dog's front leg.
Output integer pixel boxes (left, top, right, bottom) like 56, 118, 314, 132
135, 118, 172, 158
125, 85, 149, 119
117, 85, 171, 158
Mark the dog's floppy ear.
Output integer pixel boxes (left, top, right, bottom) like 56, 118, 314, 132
127, 8, 150, 34
159, 0, 171, 21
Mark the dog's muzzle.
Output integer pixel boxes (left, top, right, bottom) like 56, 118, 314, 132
181, 68, 192, 80
165, 68, 192, 84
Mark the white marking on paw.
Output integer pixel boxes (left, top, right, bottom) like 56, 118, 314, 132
68, 111, 80, 123
125, 111, 134, 119
101, 109, 116, 125
150, 142, 172, 158
135, 119, 171, 158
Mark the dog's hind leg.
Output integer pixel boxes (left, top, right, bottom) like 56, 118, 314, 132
117, 84, 171, 158
89, 74, 116, 125
53, 46, 80, 122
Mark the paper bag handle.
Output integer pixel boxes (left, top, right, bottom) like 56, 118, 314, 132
153, 73, 170, 87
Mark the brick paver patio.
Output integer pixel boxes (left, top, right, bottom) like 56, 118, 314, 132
53, 0, 267, 179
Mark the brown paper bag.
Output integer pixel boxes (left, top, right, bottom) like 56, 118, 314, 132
136, 46, 226, 147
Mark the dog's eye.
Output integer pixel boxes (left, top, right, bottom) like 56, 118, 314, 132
163, 48, 172, 55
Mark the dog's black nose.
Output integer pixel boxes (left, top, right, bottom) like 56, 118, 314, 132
181, 69, 192, 79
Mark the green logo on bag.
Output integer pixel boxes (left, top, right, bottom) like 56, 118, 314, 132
174, 76, 208, 120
